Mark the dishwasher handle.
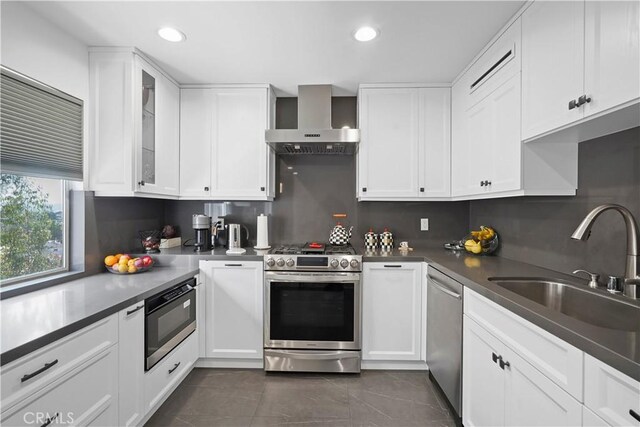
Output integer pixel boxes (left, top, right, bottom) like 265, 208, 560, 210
430, 279, 462, 300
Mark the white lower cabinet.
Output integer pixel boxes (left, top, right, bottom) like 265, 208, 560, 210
463, 316, 582, 427
144, 331, 198, 414
583, 406, 610, 427
200, 260, 264, 361
362, 263, 425, 365
118, 301, 145, 427
584, 354, 640, 427
0, 316, 119, 427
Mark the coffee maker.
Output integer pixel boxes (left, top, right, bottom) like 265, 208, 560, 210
192, 214, 212, 252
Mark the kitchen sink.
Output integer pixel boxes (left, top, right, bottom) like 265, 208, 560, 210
487, 277, 640, 332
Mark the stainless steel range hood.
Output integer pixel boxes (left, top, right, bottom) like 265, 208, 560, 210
265, 85, 360, 155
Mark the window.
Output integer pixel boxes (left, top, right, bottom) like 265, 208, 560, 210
0, 66, 82, 288
0, 174, 68, 284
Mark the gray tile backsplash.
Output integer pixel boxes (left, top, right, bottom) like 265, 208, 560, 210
469, 127, 640, 278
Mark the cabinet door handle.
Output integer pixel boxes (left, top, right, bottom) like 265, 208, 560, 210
225, 264, 243, 267
485, 180, 491, 186
168, 362, 181, 374
499, 358, 510, 370
577, 94, 592, 106
480, 181, 485, 187
568, 99, 578, 110
492, 352, 499, 363
138, 180, 145, 186
362, 187, 367, 192
204, 186, 209, 192
21, 359, 59, 382
630, 410, 640, 422
41, 412, 60, 427
260, 187, 265, 191
126, 304, 144, 316
383, 265, 402, 268
420, 187, 425, 193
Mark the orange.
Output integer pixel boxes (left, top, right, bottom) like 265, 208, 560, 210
114, 253, 123, 261
104, 255, 117, 266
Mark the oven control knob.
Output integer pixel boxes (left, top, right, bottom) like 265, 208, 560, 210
266, 257, 275, 267
286, 258, 295, 267
340, 259, 349, 269
330, 259, 339, 268
350, 259, 360, 269
276, 258, 285, 267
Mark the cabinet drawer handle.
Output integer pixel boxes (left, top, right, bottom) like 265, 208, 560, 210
138, 180, 145, 186
499, 358, 510, 370
630, 410, 640, 422
41, 412, 59, 427
492, 352, 499, 363
225, 264, 243, 267
168, 362, 181, 374
362, 187, 367, 192
577, 94, 592, 106
204, 186, 209, 192
480, 181, 485, 187
420, 187, 425, 192
568, 99, 578, 110
21, 359, 59, 382
383, 265, 401, 268
126, 304, 144, 316
260, 187, 265, 191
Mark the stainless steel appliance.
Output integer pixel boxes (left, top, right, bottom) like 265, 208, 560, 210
227, 223, 249, 249
264, 243, 362, 373
192, 214, 211, 252
145, 278, 196, 370
426, 266, 463, 421
265, 85, 360, 155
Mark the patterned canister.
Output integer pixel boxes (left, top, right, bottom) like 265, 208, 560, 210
379, 228, 394, 251
364, 228, 378, 251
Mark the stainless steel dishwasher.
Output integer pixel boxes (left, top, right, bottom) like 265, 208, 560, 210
426, 266, 463, 421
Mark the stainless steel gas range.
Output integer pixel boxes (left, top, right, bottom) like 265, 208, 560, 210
263, 242, 362, 373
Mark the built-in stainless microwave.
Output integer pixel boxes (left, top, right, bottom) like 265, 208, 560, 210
145, 278, 196, 371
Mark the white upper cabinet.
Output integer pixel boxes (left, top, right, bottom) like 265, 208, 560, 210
179, 85, 275, 201
522, 0, 640, 141
357, 85, 451, 201
583, 1, 640, 117
89, 48, 180, 198
521, 1, 585, 140
452, 20, 523, 198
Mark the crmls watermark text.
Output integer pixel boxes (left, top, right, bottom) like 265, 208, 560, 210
23, 412, 74, 425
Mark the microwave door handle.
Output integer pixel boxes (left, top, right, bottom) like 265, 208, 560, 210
147, 287, 195, 315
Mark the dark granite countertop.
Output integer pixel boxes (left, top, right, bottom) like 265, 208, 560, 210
364, 245, 640, 382
0, 266, 199, 366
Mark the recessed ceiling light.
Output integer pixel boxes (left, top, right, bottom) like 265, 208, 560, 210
353, 26, 378, 42
158, 27, 186, 42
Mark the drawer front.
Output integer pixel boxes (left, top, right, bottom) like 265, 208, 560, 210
1, 345, 118, 427
584, 354, 640, 427
144, 330, 198, 412
1, 314, 118, 410
464, 288, 583, 400
583, 405, 611, 427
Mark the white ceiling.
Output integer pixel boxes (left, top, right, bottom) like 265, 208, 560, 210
26, 1, 525, 96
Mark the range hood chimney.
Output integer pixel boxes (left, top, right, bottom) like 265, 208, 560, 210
265, 85, 360, 155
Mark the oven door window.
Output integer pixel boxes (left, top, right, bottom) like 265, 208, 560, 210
146, 290, 195, 359
270, 282, 355, 342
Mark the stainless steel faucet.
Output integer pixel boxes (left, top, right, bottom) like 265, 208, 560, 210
571, 204, 640, 299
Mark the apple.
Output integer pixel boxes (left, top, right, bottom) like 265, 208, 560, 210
134, 259, 144, 268
142, 256, 153, 266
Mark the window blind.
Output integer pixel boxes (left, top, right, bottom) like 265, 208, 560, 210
1, 66, 83, 181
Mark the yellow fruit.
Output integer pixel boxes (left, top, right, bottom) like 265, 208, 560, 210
128, 265, 137, 273
128, 259, 135, 267
471, 243, 483, 254
464, 257, 481, 268
119, 258, 128, 265
464, 239, 482, 254
114, 253, 123, 261
104, 255, 117, 266
118, 263, 128, 273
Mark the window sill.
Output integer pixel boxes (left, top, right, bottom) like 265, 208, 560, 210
0, 269, 87, 300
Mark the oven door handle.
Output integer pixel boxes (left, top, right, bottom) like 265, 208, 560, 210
265, 350, 360, 360
265, 273, 361, 283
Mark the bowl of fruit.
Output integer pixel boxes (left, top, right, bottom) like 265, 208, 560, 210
462, 226, 499, 255
104, 253, 154, 274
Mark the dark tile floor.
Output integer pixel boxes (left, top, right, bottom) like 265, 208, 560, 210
145, 369, 456, 427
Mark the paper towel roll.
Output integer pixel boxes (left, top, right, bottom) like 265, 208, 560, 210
255, 214, 270, 249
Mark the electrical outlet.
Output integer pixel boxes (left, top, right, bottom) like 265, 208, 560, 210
420, 218, 429, 231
